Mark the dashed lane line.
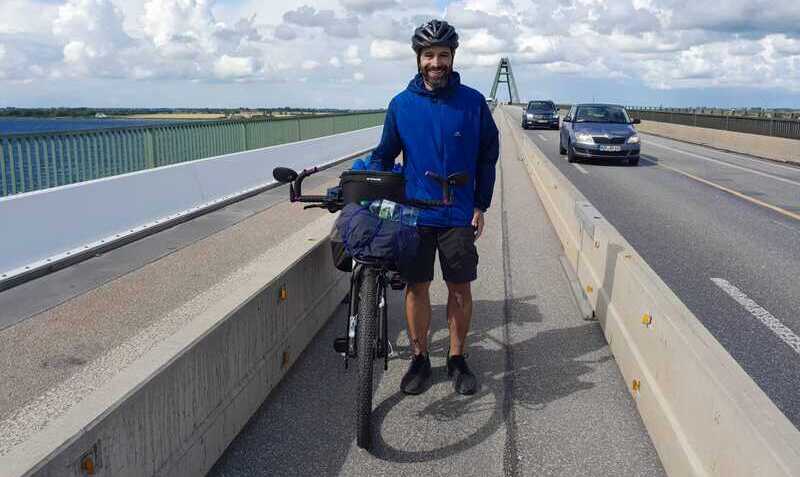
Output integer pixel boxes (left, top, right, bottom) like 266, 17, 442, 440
573, 164, 589, 174
645, 140, 800, 189
642, 134, 800, 173
639, 156, 800, 222
711, 278, 800, 356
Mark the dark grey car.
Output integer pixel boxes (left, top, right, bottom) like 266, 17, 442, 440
522, 100, 560, 129
559, 104, 641, 166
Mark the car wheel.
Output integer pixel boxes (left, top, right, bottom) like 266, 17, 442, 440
567, 142, 577, 163
559, 140, 566, 155
628, 157, 640, 166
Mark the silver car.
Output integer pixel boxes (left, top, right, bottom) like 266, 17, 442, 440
559, 104, 641, 166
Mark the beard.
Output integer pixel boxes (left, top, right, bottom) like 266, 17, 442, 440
421, 63, 452, 90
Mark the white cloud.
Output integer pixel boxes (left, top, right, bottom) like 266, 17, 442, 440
4, 0, 800, 105
0, 0, 61, 34
62, 41, 92, 64
362, 15, 413, 41
463, 29, 506, 54
142, 0, 217, 52
282, 5, 360, 38
274, 23, 297, 40
213, 54, 256, 79
353, 71, 365, 81
370, 39, 408, 60
340, 0, 398, 14
344, 44, 362, 65
767, 34, 800, 56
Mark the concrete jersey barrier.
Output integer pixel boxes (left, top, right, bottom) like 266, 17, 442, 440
498, 106, 800, 476
0, 214, 347, 477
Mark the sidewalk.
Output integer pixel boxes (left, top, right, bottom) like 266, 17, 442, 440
209, 112, 665, 476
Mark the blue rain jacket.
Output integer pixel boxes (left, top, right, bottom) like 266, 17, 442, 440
368, 71, 499, 227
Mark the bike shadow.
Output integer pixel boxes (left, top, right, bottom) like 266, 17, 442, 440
207, 293, 611, 475
369, 297, 611, 463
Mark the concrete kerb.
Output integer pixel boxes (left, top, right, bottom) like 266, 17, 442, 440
497, 106, 800, 476
0, 214, 347, 477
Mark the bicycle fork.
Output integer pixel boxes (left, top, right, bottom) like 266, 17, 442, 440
333, 265, 391, 371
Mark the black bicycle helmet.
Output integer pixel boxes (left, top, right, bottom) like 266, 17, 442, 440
412, 19, 459, 53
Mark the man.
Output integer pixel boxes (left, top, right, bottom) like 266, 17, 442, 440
368, 19, 499, 396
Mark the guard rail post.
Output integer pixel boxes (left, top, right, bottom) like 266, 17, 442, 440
144, 130, 155, 169
0, 138, 7, 197
239, 122, 247, 150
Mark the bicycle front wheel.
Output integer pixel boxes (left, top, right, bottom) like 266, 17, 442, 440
356, 267, 378, 449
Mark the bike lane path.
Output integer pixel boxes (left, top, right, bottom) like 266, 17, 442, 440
209, 115, 665, 476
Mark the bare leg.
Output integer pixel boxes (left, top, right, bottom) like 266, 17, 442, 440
405, 282, 432, 355
446, 281, 473, 356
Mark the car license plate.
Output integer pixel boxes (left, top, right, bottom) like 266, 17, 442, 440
599, 145, 621, 152
536, 120, 547, 123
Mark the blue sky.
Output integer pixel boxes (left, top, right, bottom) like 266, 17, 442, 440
1, 0, 800, 109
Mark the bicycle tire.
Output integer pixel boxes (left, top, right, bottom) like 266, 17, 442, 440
356, 267, 377, 449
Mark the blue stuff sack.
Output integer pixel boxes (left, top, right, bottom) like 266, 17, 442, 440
336, 203, 419, 270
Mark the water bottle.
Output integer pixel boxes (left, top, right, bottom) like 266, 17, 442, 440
400, 205, 418, 226
361, 199, 419, 226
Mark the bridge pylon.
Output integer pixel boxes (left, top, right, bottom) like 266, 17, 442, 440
489, 57, 520, 104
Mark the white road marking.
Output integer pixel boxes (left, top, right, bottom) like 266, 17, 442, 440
573, 164, 589, 174
538, 134, 548, 141
770, 219, 800, 234
642, 134, 800, 173
711, 278, 800, 355
639, 155, 800, 222
645, 140, 800, 188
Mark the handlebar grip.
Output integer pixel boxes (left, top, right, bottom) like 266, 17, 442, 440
296, 195, 328, 203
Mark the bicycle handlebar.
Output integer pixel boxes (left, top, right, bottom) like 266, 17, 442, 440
272, 165, 462, 212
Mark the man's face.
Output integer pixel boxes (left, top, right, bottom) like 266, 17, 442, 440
419, 46, 453, 90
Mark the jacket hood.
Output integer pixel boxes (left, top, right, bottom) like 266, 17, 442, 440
407, 71, 461, 97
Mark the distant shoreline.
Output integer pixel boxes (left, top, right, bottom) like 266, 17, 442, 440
118, 113, 226, 120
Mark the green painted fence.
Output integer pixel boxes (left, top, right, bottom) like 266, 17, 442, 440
0, 112, 385, 198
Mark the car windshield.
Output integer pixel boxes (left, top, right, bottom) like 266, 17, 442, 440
574, 105, 630, 123
528, 102, 554, 112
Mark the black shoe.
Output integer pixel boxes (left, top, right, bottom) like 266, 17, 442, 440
447, 355, 477, 395
400, 353, 431, 395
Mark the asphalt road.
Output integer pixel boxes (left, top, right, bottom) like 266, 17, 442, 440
209, 114, 665, 476
509, 108, 800, 428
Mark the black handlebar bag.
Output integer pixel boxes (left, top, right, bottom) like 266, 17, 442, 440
335, 203, 420, 271
340, 170, 405, 204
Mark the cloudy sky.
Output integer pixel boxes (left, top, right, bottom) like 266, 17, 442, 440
1, 0, 800, 109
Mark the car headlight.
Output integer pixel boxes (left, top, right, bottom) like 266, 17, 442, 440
575, 133, 595, 144
627, 135, 640, 144
526, 114, 534, 119
552, 113, 560, 118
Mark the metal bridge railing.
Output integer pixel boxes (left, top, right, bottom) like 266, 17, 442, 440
0, 112, 385, 198
626, 108, 800, 141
